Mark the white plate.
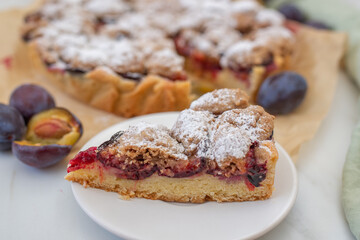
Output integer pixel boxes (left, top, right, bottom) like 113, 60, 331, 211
71, 112, 298, 240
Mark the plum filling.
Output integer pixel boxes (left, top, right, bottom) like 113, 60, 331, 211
68, 142, 268, 190
97, 151, 157, 180
206, 143, 267, 188
94, 17, 117, 33
22, 34, 32, 42
229, 66, 252, 88
163, 72, 188, 81
158, 157, 206, 178
229, 59, 278, 88
119, 72, 145, 81
269, 131, 274, 140
244, 143, 267, 187
67, 146, 97, 173
174, 36, 222, 79
97, 149, 204, 180
65, 68, 87, 75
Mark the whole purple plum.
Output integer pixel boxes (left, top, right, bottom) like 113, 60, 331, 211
9, 84, 55, 122
0, 104, 26, 151
256, 71, 307, 115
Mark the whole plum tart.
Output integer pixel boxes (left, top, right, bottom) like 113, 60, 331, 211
65, 89, 278, 203
22, 0, 294, 117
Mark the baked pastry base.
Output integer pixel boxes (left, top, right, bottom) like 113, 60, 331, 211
65, 157, 276, 203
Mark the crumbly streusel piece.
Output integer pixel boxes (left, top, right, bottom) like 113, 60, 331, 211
209, 106, 274, 166
103, 123, 188, 161
171, 109, 214, 156
190, 88, 250, 114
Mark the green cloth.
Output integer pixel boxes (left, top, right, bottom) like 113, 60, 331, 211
343, 120, 360, 240
268, 1, 360, 239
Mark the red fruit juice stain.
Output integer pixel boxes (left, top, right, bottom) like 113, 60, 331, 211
1, 56, 13, 69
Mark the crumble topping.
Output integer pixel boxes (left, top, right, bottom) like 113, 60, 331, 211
220, 25, 294, 68
256, 141, 274, 164
232, 0, 261, 13
106, 89, 274, 167
144, 49, 185, 77
204, 106, 273, 165
256, 9, 285, 26
171, 109, 214, 156
23, 0, 294, 80
190, 88, 250, 114
113, 122, 188, 161
84, 0, 130, 16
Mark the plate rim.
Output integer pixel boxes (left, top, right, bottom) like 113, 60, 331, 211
70, 112, 298, 240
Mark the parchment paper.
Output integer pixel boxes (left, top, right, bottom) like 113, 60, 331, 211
0, 6, 346, 162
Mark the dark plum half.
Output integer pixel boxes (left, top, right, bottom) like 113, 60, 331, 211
12, 108, 83, 168
0, 104, 26, 151
9, 84, 55, 122
12, 142, 72, 168
26, 107, 83, 145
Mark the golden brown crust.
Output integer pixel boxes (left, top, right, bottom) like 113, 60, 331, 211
26, 41, 191, 117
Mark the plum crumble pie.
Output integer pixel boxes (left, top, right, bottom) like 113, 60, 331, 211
22, 0, 294, 117
65, 89, 278, 203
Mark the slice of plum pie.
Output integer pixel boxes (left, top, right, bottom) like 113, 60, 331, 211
65, 89, 278, 203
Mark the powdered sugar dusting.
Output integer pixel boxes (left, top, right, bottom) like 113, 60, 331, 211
84, 0, 129, 16
256, 9, 284, 26
207, 108, 265, 162
232, 0, 261, 13
220, 40, 257, 68
117, 122, 188, 160
210, 122, 252, 161
255, 26, 293, 43
172, 109, 214, 155
221, 25, 293, 68
190, 88, 249, 114
145, 49, 184, 76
